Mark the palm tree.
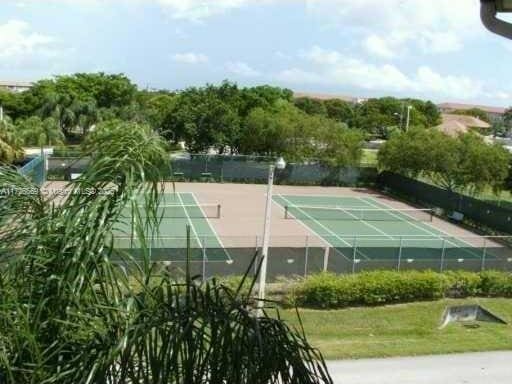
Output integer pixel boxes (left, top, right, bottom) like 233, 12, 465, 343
77, 99, 99, 135
0, 116, 23, 163
39, 92, 78, 135
0, 121, 332, 384
17, 116, 65, 147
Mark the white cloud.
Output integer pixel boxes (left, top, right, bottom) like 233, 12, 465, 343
225, 61, 260, 77
0, 20, 55, 60
156, 0, 254, 21
277, 46, 493, 100
307, 0, 479, 57
277, 68, 323, 84
16, 0, 265, 20
363, 35, 395, 59
172, 52, 209, 64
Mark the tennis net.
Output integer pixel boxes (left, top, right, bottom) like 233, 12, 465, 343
121, 204, 221, 219
284, 205, 434, 222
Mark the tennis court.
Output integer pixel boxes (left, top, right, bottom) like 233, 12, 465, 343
113, 192, 231, 262
46, 177, 506, 276
273, 194, 502, 265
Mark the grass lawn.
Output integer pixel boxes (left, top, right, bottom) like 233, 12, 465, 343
361, 149, 378, 166
279, 298, 512, 360
477, 189, 512, 209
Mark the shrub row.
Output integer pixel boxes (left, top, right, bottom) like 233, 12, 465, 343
290, 270, 512, 309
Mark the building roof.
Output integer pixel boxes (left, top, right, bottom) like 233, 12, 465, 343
293, 91, 364, 103
435, 113, 491, 137
438, 102, 506, 115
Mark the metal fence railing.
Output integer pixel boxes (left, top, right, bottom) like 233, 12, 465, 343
18, 156, 45, 186
111, 234, 512, 280
378, 172, 512, 234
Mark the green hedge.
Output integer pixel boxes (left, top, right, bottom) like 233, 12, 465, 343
290, 271, 512, 309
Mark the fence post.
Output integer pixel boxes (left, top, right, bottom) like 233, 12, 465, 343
397, 236, 403, 272
440, 238, 446, 273
481, 238, 488, 272
323, 246, 329, 272
255, 235, 259, 275
41, 148, 47, 183
304, 236, 309, 278
352, 236, 358, 274
202, 236, 207, 282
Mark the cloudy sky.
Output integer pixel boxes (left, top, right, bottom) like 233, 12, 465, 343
1, 0, 512, 106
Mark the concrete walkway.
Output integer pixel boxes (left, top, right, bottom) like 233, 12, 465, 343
326, 351, 512, 384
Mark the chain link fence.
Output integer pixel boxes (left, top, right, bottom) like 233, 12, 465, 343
378, 172, 512, 234
112, 235, 512, 280
47, 155, 378, 186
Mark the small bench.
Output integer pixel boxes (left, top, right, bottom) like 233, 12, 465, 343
172, 172, 185, 181
200, 172, 213, 182
448, 211, 464, 222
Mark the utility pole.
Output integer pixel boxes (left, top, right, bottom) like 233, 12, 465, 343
405, 105, 412, 132
0, 105, 4, 122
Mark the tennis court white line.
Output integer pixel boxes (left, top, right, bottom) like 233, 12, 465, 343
360, 197, 482, 259
271, 198, 331, 248
338, 206, 396, 240
189, 192, 232, 262
282, 196, 396, 240
279, 194, 367, 200
176, 193, 205, 256
277, 194, 364, 261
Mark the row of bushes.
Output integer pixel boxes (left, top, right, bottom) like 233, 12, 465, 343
289, 271, 512, 308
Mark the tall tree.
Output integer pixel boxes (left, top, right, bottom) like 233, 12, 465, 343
379, 129, 511, 194
314, 119, 364, 168
293, 97, 327, 116
16, 116, 64, 147
0, 117, 23, 163
323, 99, 355, 124
39, 93, 78, 135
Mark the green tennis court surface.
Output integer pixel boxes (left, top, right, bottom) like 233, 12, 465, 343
113, 192, 230, 262
273, 194, 501, 262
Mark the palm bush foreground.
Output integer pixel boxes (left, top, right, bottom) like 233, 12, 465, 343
0, 122, 332, 384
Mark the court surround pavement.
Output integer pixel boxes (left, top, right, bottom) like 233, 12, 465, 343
326, 351, 512, 384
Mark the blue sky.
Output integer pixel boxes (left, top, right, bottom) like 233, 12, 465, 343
1, 0, 512, 106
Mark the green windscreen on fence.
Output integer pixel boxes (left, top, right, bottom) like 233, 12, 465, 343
18, 156, 45, 186
378, 172, 512, 234
170, 155, 377, 186
47, 154, 378, 186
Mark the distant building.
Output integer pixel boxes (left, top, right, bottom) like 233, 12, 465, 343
0, 81, 33, 93
437, 102, 507, 122
293, 91, 366, 104
435, 113, 491, 137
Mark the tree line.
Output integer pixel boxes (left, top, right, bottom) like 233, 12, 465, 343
0, 72, 511, 194
378, 128, 511, 195
0, 72, 447, 166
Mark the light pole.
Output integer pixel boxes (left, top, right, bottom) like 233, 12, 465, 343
405, 105, 412, 132
0, 105, 4, 122
257, 156, 286, 315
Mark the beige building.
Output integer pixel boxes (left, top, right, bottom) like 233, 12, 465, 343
437, 102, 506, 122
293, 91, 366, 104
0, 81, 33, 93
435, 113, 491, 137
